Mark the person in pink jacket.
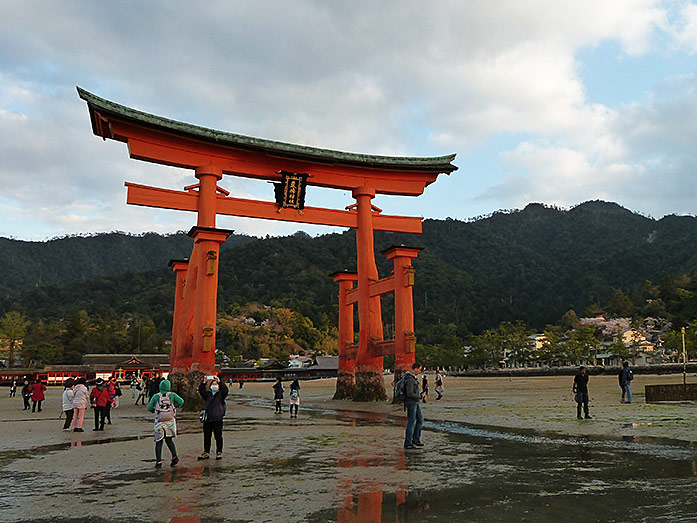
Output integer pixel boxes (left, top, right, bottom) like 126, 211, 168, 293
71, 377, 90, 432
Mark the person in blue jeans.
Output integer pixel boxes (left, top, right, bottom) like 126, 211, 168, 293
403, 362, 424, 449
619, 361, 633, 404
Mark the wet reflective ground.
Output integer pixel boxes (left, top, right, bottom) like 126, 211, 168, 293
2, 382, 697, 522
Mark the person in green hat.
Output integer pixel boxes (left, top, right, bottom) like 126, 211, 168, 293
147, 379, 184, 468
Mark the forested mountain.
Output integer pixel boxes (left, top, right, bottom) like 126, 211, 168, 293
3, 200, 697, 366
0, 231, 252, 294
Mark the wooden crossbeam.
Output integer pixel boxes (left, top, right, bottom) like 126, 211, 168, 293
345, 275, 395, 306
125, 182, 422, 234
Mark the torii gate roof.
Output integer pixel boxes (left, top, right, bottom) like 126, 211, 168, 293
77, 87, 457, 196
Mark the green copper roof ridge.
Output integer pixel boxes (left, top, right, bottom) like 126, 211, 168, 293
76, 87, 457, 171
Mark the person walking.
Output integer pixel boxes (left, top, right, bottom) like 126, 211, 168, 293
434, 370, 444, 400
421, 374, 429, 403
61, 378, 75, 430
403, 362, 424, 450
573, 366, 592, 419
71, 377, 90, 432
21, 380, 31, 410
90, 378, 112, 431
135, 377, 148, 406
31, 378, 47, 413
10, 380, 17, 397
619, 361, 634, 404
147, 378, 184, 468
289, 379, 300, 418
197, 375, 228, 460
273, 377, 284, 414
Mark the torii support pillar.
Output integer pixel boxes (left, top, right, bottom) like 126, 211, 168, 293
168, 258, 191, 374
331, 271, 358, 400
353, 186, 387, 401
384, 246, 421, 381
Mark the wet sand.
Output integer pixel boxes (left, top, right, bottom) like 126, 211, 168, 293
2, 374, 697, 522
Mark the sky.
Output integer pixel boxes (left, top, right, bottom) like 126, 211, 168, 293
1, 1, 697, 241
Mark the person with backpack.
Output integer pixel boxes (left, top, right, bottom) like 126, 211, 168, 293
197, 375, 228, 460
400, 362, 424, 450
289, 379, 301, 418
434, 370, 444, 400
147, 378, 184, 468
273, 377, 284, 414
619, 361, 634, 404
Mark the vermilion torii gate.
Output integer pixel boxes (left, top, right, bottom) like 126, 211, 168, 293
78, 87, 456, 401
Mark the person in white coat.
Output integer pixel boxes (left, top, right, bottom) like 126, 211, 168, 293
61, 378, 75, 430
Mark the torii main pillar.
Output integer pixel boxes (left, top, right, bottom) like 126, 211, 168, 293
353, 186, 387, 400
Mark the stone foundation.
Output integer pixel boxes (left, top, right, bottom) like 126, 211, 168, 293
352, 371, 387, 402
168, 371, 206, 411
333, 373, 356, 400
645, 383, 697, 402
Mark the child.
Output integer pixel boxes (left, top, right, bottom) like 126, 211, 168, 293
273, 377, 284, 414
147, 379, 184, 468
289, 379, 300, 419
61, 378, 75, 430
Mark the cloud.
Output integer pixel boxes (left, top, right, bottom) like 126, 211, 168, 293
0, 1, 694, 240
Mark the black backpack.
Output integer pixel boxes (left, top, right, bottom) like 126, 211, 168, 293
394, 375, 408, 402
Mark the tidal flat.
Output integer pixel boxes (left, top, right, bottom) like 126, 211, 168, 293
2, 374, 697, 522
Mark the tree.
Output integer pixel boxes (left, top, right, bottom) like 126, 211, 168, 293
0, 311, 30, 367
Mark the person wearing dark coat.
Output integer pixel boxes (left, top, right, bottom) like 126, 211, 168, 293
619, 361, 633, 404
198, 376, 228, 460
573, 366, 591, 419
273, 377, 284, 414
21, 380, 31, 410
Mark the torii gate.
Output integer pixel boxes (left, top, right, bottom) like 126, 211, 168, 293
78, 87, 456, 401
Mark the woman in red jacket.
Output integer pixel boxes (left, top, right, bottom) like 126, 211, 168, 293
31, 379, 47, 413
89, 378, 112, 431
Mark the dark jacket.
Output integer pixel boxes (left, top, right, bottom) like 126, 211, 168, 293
198, 381, 229, 422
273, 381, 284, 400
619, 365, 632, 387
573, 372, 589, 394
148, 377, 162, 399
403, 372, 421, 405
